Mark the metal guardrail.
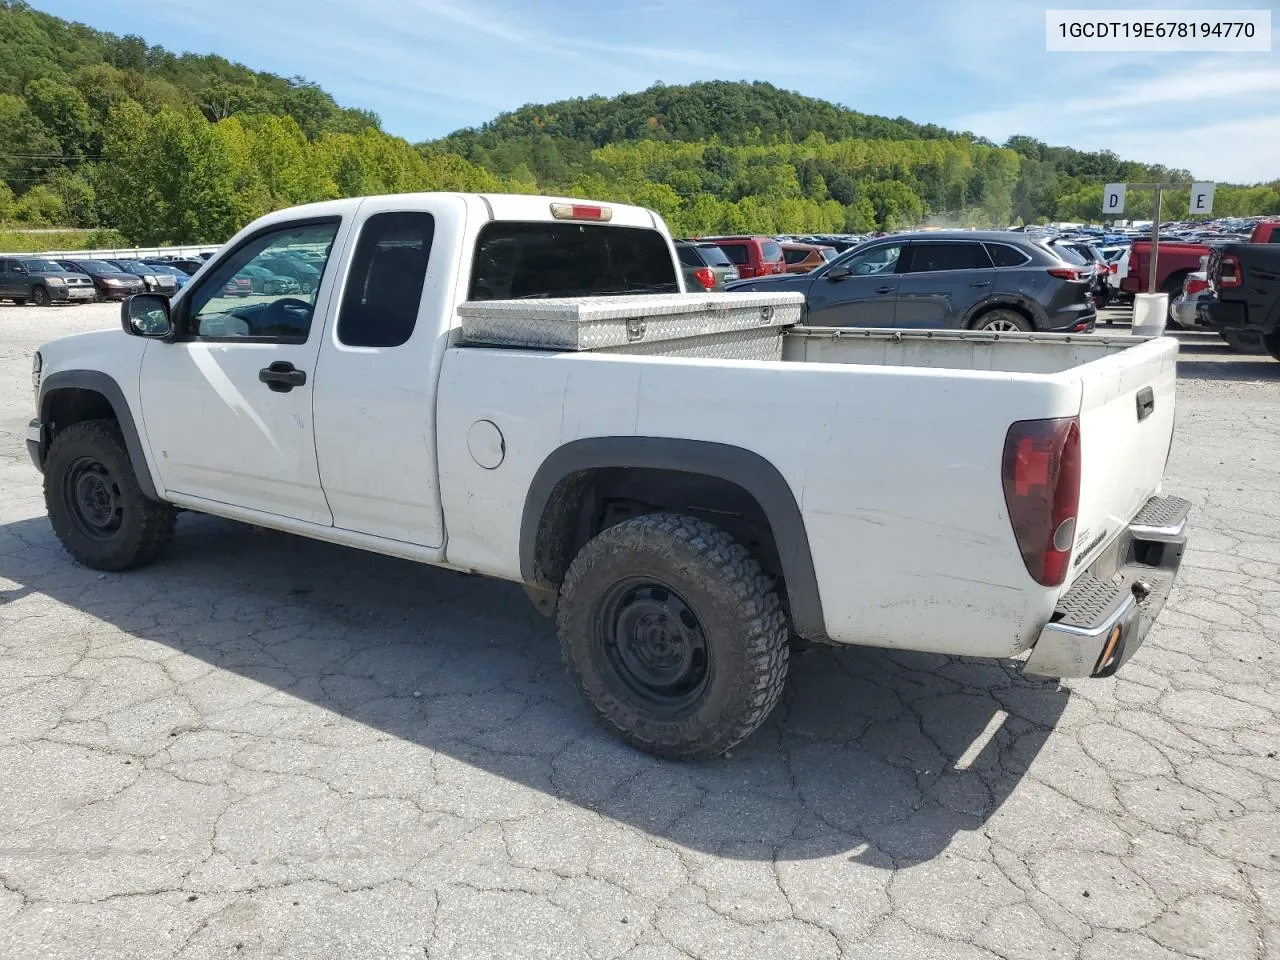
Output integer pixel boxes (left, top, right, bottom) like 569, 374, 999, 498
6, 245, 223, 259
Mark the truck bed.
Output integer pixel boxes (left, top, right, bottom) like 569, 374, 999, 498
439, 326, 1178, 659
781, 326, 1148, 373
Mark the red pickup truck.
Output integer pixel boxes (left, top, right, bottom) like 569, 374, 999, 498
1121, 220, 1280, 300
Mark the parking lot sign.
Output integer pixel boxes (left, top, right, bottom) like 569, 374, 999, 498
1103, 183, 1126, 214
1191, 182, 1215, 215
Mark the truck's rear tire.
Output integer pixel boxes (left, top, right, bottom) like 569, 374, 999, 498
556, 513, 789, 760
44, 420, 177, 571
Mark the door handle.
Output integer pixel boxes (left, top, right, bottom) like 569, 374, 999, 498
970, 280, 991, 287
258, 361, 307, 392
874, 285, 895, 294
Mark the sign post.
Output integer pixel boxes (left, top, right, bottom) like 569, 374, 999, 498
1102, 181, 1213, 294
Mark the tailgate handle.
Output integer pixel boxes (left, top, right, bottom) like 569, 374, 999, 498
1136, 386, 1155, 422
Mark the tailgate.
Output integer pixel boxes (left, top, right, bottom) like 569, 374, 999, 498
1068, 337, 1178, 581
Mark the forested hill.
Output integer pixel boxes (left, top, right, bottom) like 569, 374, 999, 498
438, 81, 959, 151
429, 81, 1229, 231
0, 0, 501, 243
3, 2, 1276, 246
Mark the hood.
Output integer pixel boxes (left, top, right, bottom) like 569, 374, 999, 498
31, 268, 87, 279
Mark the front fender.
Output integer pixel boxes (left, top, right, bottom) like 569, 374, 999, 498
38, 370, 161, 500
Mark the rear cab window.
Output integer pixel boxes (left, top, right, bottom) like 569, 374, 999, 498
468, 222, 678, 300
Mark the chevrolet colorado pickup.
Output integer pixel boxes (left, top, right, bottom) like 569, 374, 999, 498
27, 192, 1189, 759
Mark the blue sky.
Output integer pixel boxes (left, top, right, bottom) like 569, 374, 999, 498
41, 0, 1280, 183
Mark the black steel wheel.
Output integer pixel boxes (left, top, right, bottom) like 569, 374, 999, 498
61, 455, 125, 541
594, 578, 711, 713
44, 420, 177, 571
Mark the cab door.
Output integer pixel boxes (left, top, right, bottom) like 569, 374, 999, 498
138, 218, 350, 523
805, 241, 905, 327
893, 241, 996, 329
311, 193, 468, 548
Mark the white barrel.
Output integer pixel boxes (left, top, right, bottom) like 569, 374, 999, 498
1131, 293, 1168, 337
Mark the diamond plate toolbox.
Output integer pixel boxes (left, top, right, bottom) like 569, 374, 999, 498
456, 292, 805, 351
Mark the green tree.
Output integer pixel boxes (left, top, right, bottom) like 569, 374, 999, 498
864, 179, 924, 228
24, 78, 94, 157
98, 103, 238, 243
14, 184, 65, 224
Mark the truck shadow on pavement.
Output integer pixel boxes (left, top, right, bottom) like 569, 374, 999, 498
1, 511, 1069, 868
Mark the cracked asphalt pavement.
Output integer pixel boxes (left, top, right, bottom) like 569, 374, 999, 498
1, 302, 1277, 959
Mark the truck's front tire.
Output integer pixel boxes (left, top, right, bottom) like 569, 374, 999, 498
556, 513, 789, 760
44, 420, 177, 571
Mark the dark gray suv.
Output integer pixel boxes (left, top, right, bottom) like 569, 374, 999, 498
726, 231, 1096, 332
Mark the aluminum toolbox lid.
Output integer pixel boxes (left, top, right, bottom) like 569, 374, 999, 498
456, 291, 804, 323
456, 291, 805, 351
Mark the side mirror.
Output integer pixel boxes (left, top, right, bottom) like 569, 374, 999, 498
826, 266, 851, 281
13, 265, 26, 275
121, 293, 173, 339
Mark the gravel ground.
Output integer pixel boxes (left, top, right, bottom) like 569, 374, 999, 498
0, 301, 1277, 960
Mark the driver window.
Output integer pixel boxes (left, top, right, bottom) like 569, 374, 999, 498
188, 221, 338, 341
846, 243, 904, 276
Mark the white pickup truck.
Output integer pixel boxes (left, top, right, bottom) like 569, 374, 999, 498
27, 193, 1189, 759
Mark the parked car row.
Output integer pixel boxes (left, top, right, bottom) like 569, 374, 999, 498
0, 245, 327, 307
724, 231, 1097, 332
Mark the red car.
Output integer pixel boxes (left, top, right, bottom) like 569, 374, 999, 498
1122, 220, 1280, 297
700, 236, 786, 279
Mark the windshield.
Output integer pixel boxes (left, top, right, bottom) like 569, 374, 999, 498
468, 222, 679, 299
76, 260, 124, 273
22, 259, 62, 272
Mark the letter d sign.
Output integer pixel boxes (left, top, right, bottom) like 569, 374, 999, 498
1103, 183, 1126, 214
1190, 182, 1215, 215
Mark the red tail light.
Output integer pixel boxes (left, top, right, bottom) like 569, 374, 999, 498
1218, 255, 1241, 287
1002, 417, 1082, 587
1048, 267, 1084, 281
692, 267, 716, 290
1186, 277, 1209, 296
1109, 262, 1118, 274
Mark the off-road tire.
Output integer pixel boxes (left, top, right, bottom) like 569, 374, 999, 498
44, 419, 177, 571
972, 308, 1032, 332
31, 286, 50, 307
556, 513, 790, 760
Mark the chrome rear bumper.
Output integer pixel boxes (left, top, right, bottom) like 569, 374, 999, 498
1024, 496, 1189, 679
